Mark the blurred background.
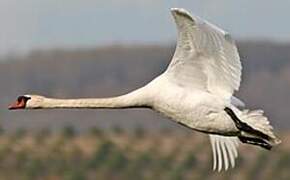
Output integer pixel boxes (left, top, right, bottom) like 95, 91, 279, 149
0, 0, 290, 179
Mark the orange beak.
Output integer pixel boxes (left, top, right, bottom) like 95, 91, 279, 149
8, 99, 26, 110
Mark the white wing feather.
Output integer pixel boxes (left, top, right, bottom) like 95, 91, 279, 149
168, 8, 242, 171
167, 8, 242, 99
209, 135, 239, 171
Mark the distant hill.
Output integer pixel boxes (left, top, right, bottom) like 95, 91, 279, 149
1, 41, 290, 131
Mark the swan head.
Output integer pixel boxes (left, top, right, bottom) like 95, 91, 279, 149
9, 95, 45, 110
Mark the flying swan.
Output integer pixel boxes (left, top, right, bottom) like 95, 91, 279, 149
9, 8, 281, 171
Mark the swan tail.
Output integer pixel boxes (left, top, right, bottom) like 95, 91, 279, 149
238, 109, 281, 147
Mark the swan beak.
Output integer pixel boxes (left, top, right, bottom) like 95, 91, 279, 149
8, 96, 30, 110
8, 100, 25, 110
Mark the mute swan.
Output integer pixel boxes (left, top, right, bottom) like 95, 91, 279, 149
9, 8, 281, 171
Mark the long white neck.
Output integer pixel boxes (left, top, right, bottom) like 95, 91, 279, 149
32, 87, 151, 109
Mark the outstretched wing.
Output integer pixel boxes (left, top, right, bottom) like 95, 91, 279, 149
209, 135, 239, 171
166, 8, 241, 99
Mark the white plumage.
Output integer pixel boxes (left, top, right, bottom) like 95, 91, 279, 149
166, 8, 280, 171
209, 135, 239, 171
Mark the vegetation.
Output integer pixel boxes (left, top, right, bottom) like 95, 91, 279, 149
0, 127, 287, 180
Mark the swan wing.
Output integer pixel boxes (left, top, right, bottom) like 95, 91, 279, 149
209, 134, 239, 171
167, 8, 241, 98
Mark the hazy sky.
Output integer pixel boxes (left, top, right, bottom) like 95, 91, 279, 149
1, 0, 290, 55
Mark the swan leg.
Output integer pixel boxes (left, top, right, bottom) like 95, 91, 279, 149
224, 107, 270, 140
224, 107, 273, 150
238, 136, 272, 150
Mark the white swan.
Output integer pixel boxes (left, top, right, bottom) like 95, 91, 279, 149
9, 8, 281, 171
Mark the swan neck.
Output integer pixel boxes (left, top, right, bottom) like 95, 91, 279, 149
37, 88, 149, 109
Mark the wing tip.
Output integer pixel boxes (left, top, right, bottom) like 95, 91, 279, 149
170, 8, 194, 21
170, 8, 188, 14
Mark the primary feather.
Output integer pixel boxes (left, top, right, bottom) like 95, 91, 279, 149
210, 135, 239, 171
168, 8, 241, 99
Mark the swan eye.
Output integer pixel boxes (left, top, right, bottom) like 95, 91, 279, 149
17, 96, 31, 103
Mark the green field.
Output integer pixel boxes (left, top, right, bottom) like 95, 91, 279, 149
0, 127, 288, 180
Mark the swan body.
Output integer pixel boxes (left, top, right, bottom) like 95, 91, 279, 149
9, 8, 281, 171
148, 74, 238, 135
